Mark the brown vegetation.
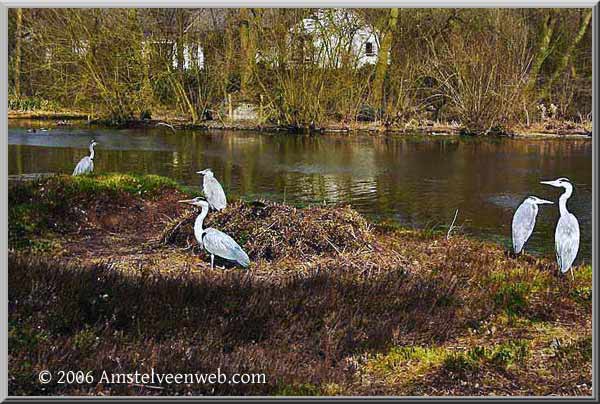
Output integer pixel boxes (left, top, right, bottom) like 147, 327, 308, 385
162, 200, 377, 262
8, 175, 592, 396
8, 8, 593, 134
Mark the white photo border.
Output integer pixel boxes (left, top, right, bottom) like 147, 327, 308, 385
0, 2, 597, 401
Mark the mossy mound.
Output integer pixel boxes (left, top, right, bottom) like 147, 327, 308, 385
9, 174, 190, 250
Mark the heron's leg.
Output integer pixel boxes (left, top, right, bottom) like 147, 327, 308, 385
571, 268, 575, 282
211, 254, 214, 270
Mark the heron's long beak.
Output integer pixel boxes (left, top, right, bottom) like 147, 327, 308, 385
540, 180, 559, 187
178, 199, 194, 204
538, 198, 554, 205
196, 170, 206, 175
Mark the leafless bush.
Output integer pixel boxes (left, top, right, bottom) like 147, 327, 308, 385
424, 11, 532, 133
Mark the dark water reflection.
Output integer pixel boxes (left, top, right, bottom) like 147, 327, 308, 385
8, 123, 593, 262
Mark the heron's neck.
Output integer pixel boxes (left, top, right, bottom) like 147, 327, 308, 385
194, 204, 209, 238
558, 184, 573, 217
89, 144, 95, 160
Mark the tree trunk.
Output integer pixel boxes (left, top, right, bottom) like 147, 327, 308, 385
14, 8, 23, 98
168, 72, 198, 123
176, 10, 185, 72
524, 10, 556, 96
540, 9, 592, 99
239, 8, 255, 97
133, 9, 152, 117
372, 8, 398, 112
223, 10, 235, 98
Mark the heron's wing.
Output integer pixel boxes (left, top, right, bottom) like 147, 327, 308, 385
73, 156, 92, 176
204, 177, 227, 210
555, 214, 580, 273
73, 158, 84, 176
511, 202, 536, 254
203, 228, 250, 267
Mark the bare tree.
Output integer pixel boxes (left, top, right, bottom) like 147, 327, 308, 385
13, 8, 23, 97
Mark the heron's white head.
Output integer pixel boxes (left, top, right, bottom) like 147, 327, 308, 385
197, 169, 213, 177
526, 196, 553, 205
178, 197, 209, 209
90, 139, 98, 147
540, 177, 572, 189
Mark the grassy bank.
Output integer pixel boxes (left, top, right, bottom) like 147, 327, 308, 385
8, 174, 592, 396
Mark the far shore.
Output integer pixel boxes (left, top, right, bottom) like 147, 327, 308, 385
8, 110, 592, 139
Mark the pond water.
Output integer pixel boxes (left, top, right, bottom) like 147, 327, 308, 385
8, 121, 593, 263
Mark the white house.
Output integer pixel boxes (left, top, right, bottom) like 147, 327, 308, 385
177, 43, 205, 70
142, 40, 205, 70
291, 9, 381, 68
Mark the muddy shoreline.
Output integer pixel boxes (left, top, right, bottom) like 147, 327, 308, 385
9, 112, 592, 139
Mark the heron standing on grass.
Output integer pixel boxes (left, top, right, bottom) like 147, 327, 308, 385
512, 196, 553, 254
179, 197, 249, 269
72, 139, 97, 176
541, 178, 580, 279
197, 169, 227, 211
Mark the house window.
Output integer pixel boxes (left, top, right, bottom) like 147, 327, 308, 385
365, 42, 375, 57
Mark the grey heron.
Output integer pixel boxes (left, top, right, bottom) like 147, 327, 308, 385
179, 197, 250, 269
156, 122, 176, 133
511, 196, 553, 254
72, 139, 97, 176
197, 169, 227, 211
541, 178, 580, 278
